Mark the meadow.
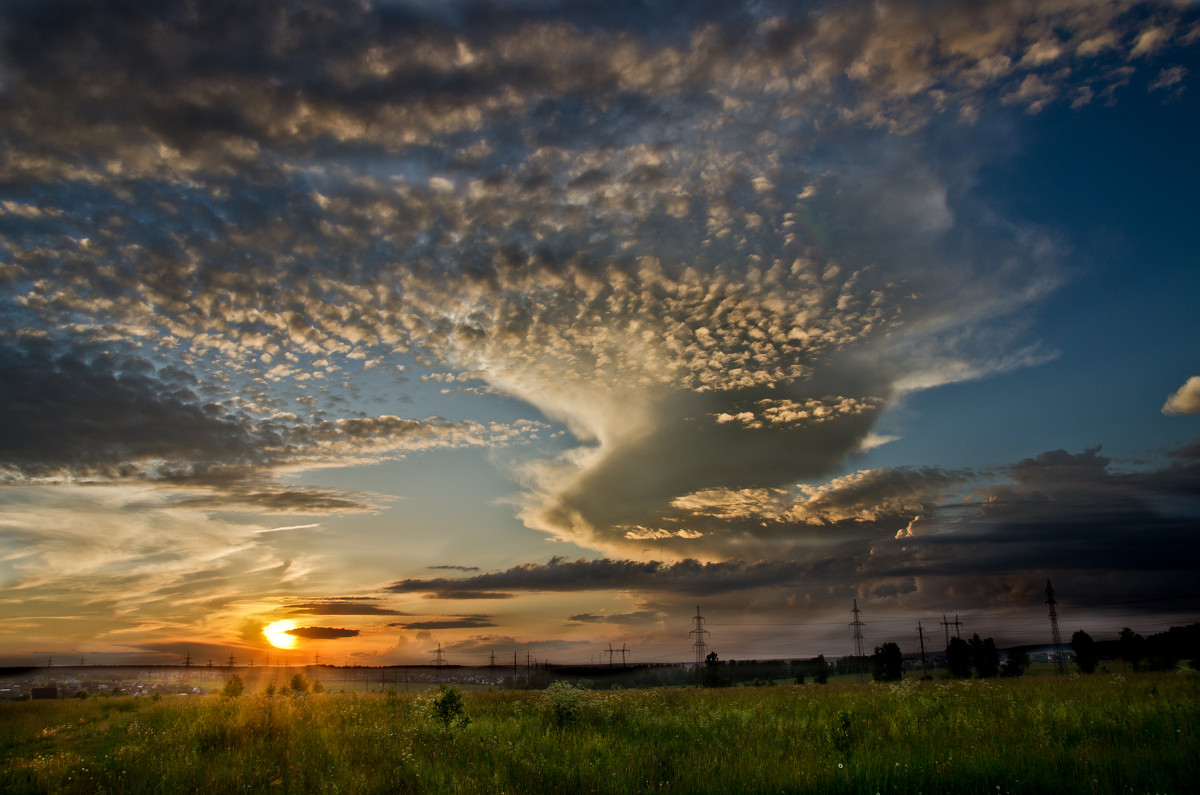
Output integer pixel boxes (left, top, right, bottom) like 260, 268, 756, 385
1, 673, 1196, 794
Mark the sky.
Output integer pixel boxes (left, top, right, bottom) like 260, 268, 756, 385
1, 0, 1198, 667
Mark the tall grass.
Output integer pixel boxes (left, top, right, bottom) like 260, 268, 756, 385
2, 673, 1196, 793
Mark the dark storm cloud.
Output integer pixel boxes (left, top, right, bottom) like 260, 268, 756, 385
429, 565, 482, 572
284, 626, 360, 639
387, 555, 817, 597
388, 445, 1200, 610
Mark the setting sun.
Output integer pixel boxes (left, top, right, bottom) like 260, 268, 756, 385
264, 620, 298, 649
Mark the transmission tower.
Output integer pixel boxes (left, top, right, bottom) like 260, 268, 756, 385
1045, 580, 1066, 675
690, 605, 710, 666
226, 653, 236, 668
940, 614, 963, 646
432, 642, 446, 668
849, 599, 866, 659
488, 649, 497, 667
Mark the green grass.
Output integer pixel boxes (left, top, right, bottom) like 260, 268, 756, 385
2, 673, 1197, 793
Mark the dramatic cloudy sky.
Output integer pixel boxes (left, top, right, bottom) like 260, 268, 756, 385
1, 0, 1198, 666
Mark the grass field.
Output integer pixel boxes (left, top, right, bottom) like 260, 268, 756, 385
2, 672, 1196, 793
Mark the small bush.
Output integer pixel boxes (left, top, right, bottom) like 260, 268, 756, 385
541, 680, 585, 729
430, 684, 470, 730
221, 675, 244, 698
290, 673, 310, 694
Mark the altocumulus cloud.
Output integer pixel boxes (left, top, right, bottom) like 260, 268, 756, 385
0, 0, 1196, 560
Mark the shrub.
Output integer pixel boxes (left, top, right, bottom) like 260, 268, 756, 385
541, 680, 585, 729
290, 673, 310, 694
430, 684, 470, 730
221, 675, 244, 698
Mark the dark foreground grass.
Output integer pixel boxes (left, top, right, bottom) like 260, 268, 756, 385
2, 673, 1197, 793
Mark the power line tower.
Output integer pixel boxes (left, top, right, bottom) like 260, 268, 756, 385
916, 621, 929, 680
488, 649, 497, 667
226, 653, 236, 668
620, 643, 629, 667
1045, 579, 1066, 675
184, 652, 191, 668
940, 614, 963, 646
849, 599, 866, 659
432, 643, 446, 669
690, 605, 710, 666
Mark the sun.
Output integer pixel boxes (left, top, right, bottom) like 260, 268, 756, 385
264, 619, 298, 649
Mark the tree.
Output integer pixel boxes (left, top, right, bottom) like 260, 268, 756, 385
431, 684, 470, 730
290, 672, 310, 693
813, 654, 830, 685
970, 634, 1000, 679
700, 651, 730, 688
1118, 627, 1145, 671
1001, 648, 1029, 678
792, 659, 805, 685
946, 637, 972, 678
221, 674, 244, 698
1071, 630, 1099, 674
871, 642, 904, 682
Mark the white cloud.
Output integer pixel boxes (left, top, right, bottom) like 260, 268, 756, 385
1163, 376, 1200, 415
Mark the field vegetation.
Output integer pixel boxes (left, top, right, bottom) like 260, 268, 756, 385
1, 672, 1196, 793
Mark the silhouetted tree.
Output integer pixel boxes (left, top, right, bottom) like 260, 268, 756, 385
1118, 627, 1145, 671
700, 651, 730, 688
792, 660, 806, 685
871, 642, 904, 682
1071, 630, 1099, 674
1001, 648, 1029, 678
813, 654, 830, 685
946, 637, 972, 678
970, 634, 1000, 678
290, 672, 310, 693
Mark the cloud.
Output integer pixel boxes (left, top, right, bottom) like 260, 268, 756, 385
392, 615, 497, 630
388, 556, 822, 597
0, 0, 1195, 572
385, 444, 1200, 615
284, 601, 409, 616
1163, 376, 1200, 415
428, 565, 482, 572
284, 626, 360, 640
567, 610, 660, 624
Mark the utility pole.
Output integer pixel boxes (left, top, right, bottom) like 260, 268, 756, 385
690, 605, 710, 666
606, 643, 615, 668
917, 621, 929, 680
620, 643, 629, 668
184, 652, 191, 668
1045, 580, 1066, 675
